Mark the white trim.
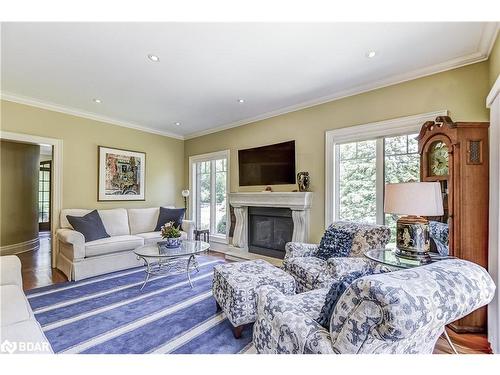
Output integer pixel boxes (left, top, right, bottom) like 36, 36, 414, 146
188, 149, 231, 241
2, 23, 497, 143
324, 110, 448, 228
0, 238, 40, 256
0, 92, 185, 140
487, 77, 500, 354
0, 131, 63, 267
487, 74, 500, 108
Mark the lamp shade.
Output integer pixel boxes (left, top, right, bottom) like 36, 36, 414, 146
384, 182, 443, 216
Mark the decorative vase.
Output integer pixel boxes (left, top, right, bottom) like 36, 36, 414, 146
297, 171, 310, 192
163, 237, 182, 248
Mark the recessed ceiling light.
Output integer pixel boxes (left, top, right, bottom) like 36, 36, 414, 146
237, 98, 245, 103
366, 50, 377, 58
148, 54, 160, 62
93, 98, 102, 104
174, 122, 181, 126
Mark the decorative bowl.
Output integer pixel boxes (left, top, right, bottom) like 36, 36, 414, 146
159, 237, 182, 248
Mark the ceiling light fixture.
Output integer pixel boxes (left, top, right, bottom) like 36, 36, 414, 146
93, 98, 102, 104
148, 54, 160, 62
237, 98, 245, 103
174, 122, 181, 126
366, 50, 377, 58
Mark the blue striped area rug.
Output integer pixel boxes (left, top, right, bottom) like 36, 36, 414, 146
26, 255, 255, 354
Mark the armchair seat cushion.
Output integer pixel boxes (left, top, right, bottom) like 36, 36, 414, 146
0, 285, 32, 326
285, 257, 335, 292
84, 235, 144, 257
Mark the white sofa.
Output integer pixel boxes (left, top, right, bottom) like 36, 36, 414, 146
0, 256, 52, 354
56, 207, 195, 281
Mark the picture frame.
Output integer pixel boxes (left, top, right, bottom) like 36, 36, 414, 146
98, 146, 146, 201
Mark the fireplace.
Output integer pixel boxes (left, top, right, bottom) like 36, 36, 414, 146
248, 207, 293, 259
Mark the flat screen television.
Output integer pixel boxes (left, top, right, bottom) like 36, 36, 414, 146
238, 140, 296, 186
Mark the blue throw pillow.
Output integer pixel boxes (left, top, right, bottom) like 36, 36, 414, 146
66, 210, 110, 243
155, 207, 185, 231
316, 225, 355, 260
316, 269, 373, 329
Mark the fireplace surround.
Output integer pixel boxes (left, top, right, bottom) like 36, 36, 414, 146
228, 192, 313, 259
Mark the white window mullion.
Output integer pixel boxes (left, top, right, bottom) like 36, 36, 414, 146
375, 138, 385, 225
210, 160, 217, 235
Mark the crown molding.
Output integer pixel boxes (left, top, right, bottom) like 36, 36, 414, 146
185, 23, 499, 140
2, 23, 497, 142
0, 92, 185, 140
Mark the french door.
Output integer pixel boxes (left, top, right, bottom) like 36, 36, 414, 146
190, 150, 230, 243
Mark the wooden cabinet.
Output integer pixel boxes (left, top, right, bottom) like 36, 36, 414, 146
418, 116, 489, 333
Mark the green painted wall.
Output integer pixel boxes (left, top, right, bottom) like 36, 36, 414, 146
184, 61, 491, 243
0, 140, 40, 246
0, 100, 185, 213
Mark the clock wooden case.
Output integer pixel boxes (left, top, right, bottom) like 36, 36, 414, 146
417, 116, 489, 333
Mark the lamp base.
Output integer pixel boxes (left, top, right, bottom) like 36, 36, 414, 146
395, 215, 431, 264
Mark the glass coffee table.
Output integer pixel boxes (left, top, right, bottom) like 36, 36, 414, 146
133, 240, 210, 290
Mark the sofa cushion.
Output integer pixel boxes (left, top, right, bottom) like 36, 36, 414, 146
0, 320, 52, 353
61, 208, 130, 237
84, 235, 144, 258
128, 207, 160, 235
286, 257, 329, 286
155, 207, 185, 231
136, 231, 187, 245
0, 285, 32, 326
66, 210, 110, 242
288, 287, 329, 320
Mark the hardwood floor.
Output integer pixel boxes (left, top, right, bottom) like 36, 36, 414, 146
16, 234, 491, 354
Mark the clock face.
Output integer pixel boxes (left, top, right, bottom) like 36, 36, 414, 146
429, 141, 449, 176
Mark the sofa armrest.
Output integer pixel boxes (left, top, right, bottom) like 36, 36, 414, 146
182, 220, 195, 241
57, 228, 86, 260
0, 255, 23, 287
284, 242, 318, 260
253, 285, 334, 354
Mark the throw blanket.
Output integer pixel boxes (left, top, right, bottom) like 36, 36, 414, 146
315, 225, 356, 260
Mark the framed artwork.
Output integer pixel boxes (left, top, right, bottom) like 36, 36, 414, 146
98, 146, 146, 201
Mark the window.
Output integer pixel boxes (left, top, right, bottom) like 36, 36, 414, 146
325, 111, 447, 245
39, 160, 51, 231
189, 150, 230, 243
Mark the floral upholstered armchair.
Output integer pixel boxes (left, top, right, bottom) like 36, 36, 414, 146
283, 221, 393, 292
253, 259, 495, 354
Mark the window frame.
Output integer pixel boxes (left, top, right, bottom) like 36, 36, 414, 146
325, 110, 447, 229
188, 149, 230, 243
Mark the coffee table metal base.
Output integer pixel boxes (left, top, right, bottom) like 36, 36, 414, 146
136, 254, 200, 290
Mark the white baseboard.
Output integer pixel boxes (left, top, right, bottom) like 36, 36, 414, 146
0, 237, 40, 256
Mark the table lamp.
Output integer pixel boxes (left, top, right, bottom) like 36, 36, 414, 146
384, 182, 443, 263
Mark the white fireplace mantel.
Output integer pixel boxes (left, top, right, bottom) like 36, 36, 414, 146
229, 192, 313, 251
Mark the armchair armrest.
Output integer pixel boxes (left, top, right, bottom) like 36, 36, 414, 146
253, 285, 334, 354
0, 255, 23, 287
284, 242, 319, 260
57, 228, 86, 260
182, 220, 195, 240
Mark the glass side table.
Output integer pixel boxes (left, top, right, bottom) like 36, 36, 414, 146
364, 248, 459, 354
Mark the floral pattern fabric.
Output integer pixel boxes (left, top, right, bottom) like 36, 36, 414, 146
429, 221, 449, 256
212, 259, 296, 327
253, 259, 495, 354
283, 221, 391, 293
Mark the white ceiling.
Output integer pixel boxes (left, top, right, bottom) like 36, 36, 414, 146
1, 22, 498, 140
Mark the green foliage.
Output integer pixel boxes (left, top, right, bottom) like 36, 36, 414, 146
161, 221, 182, 238
217, 214, 227, 234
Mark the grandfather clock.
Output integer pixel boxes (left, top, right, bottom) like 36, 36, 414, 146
417, 116, 489, 333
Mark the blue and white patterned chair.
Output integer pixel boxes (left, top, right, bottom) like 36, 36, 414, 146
283, 221, 393, 292
253, 259, 495, 354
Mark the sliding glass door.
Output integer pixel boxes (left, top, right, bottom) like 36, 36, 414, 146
190, 151, 230, 242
